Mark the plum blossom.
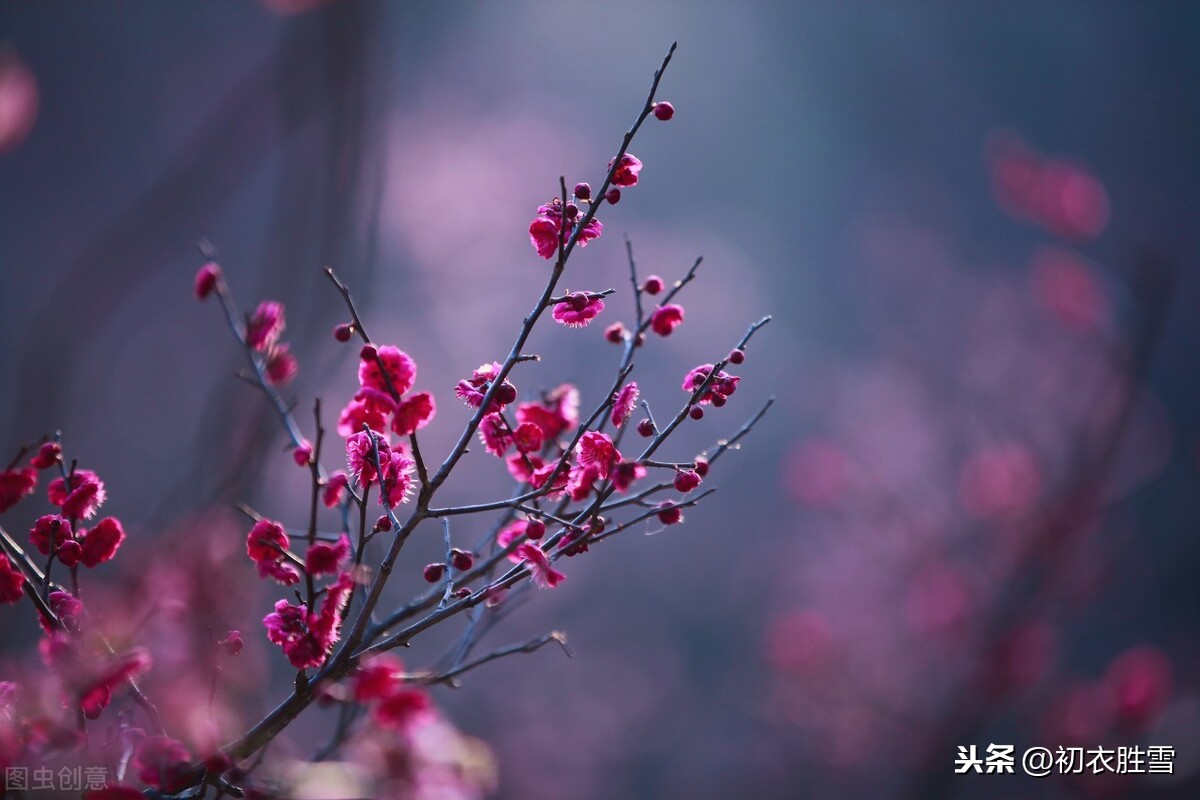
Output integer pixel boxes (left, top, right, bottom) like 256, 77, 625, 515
392, 391, 436, 436
515, 543, 565, 589
552, 293, 606, 328
246, 519, 300, 586
337, 388, 394, 439
575, 432, 620, 480
0, 467, 37, 513
610, 382, 639, 427
455, 362, 516, 413
246, 301, 285, 351
611, 461, 647, 493
359, 345, 417, 396
48, 469, 106, 519
0, 553, 24, 604
263, 572, 354, 670
517, 383, 579, 440
29, 514, 71, 555
513, 421, 543, 453
305, 533, 350, 577
378, 450, 417, 509
673, 469, 702, 493
322, 471, 349, 508
79, 516, 126, 567
609, 153, 643, 187
650, 303, 685, 336
682, 363, 740, 405
30, 441, 62, 469
193, 262, 221, 300
265, 344, 298, 386
528, 198, 603, 260
346, 429, 390, 486
478, 413, 513, 457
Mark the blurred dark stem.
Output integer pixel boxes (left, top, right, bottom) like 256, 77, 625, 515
903, 251, 1177, 799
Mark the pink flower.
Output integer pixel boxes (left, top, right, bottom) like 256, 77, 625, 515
517, 383, 580, 440
246, 519, 289, 564
611, 461, 647, 493
293, 440, 313, 467
246, 519, 299, 585
650, 303, 685, 336
45, 590, 84, 632
263, 601, 321, 669
30, 442, 61, 469
265, 344, 298, 386
478, 413, 513, 457
515, 543, 565, 589
552, 293, 606, 328
530, 460, 569, 493
379, 451, 416, 509
48, 469, 106, 519
610, 382, 639, 427
506, 453, 544, 484
359, 345, 416, 396
354, 654, 406, 702
392, 391, 436, 436
132, 736, 191, 791
529, 215, 560, 260
346, 429, 390, 486
375, 688, 435, 731
323, 471, 349, 508
263, 573, 353, 670
30, 514, 71, 555
305, 533, 350, 577
528, 199, 603, 260
656, 501, 683, 525
496, 521, 527, 559
193, 262, 221, 300
682, 364, 739, 405
0, 553, 25, 604
79, 517, 125, 567
336, 388, 395, 439
513, 422, 544, 454
674, 469, 702, 493
575, 432, 620, 480
455, 362, 515, 412
0, 467, 37, 513
566, 464, 600, 502
609, 153, 643, 187
246, 300, 285, 351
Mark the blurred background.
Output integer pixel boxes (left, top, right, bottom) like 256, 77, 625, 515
1, 2, 1198, 798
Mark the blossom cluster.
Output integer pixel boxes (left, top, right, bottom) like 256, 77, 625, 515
0, 48, 768, 799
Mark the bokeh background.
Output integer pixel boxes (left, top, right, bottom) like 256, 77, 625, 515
2, 2, 1199, 798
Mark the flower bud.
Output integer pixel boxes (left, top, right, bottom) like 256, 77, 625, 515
689, 405, 705, 420
422, 563, 445, 583
573, 182, 592, 201
636, 419, 655, 438
359, 344, 377, 362
219, 630, 244, 657
605, 188, 621, 205
728, 348, 746, 365
194, 262, 222, 300
643, 275, 664, 295
653, 101, 675, 121
56, 540, 82, 568
494, 382, 518, 405
525, 518, 546, 540
334, 323, 354, 342
674, 469, 702, 493
450, 548, 474, 572
604, 323, 626, 344
694, 457, 709, 477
